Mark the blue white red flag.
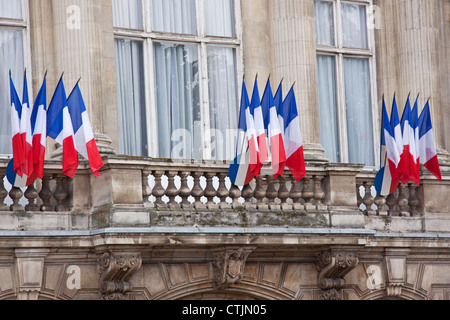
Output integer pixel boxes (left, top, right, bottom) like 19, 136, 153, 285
375, 97, 401, 196
20, 72, 34, 177
261, 79, 286, 179
279, 86, 305, 182
47, 76, 79, 178
410, 96, 420, 184
10, 73, 25, 177
418, 100, 441, 181
30, 74, 47, 179
67, 82, 104, 177
229, 80, 258, 187
390, 95, 403, 183
250, 78, 268, 176
6, 159, 36, 188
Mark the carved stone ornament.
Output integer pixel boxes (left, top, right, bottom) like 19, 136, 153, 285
316, 250, 359, 300
211, 248, 253, 290
98, 252, 142, 300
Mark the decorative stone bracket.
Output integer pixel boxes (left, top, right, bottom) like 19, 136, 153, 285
316, 250, 359, 300
210, 247, 254, 290
98, 252, 142, 300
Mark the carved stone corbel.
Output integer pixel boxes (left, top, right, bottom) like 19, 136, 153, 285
211, 247, 254, 290
316, 250, 359, 300
98, 252, 142, 300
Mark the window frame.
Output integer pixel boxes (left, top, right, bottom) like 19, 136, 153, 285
315, 0, 379, 167
113, 0, 243, 160
0, 0, 32, 157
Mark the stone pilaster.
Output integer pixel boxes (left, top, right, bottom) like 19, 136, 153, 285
15, 249, 50, 300
269, 0, 327, 162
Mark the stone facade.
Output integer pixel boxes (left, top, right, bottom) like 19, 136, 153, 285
0, 0, 449, 301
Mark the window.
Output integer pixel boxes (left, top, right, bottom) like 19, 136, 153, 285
0, 0, 29, 156
315, 0, 377, 167
113, 0, 241, 160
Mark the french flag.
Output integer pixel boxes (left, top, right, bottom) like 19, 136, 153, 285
418, 100, 441, 181
398, 95, 420, 185
261, 78, 286, 179
390, 95, 403, 183
410, 96, 420, 183
20, 72, 34, 177
229, 80, 258, 187
47, 76, 79, 178
67, 82, 104, 177
10, 73, 25, 177
375, 97, 401, 196
280, 86, 306, 182
250, 77, 268, 176
30, 74, 47, 179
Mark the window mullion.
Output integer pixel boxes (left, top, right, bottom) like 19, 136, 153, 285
336, 53, 349, 163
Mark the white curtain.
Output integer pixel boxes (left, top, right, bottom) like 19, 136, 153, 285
341, 3, 368, 49
0, 0, 22, 19
153, 42, 201, 159
207, 46, 238, 160
152, 0, 196, 34
344, 57, 374, 166
0, 29, 24, 155
205, 0, 235, 38
314, 0, 334, 46
112, 0, 143, 30
317, 54, 340, 163
115, 39, 148, 157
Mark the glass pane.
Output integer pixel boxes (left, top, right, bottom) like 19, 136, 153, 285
317, 55, 340, 163
154, 42, 201, 159
207, 46, 238, 160
0, 0, 22, 20
0, 29, 24, 155
114, 39, 148, 157
344, 57, 374, 166
152, 0, 197, 35
112, 0, 143, 30
341, 3, 368, 49
205, 0, 235, 38
314, 0, 335, 46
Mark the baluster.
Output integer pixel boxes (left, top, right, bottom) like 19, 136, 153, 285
408, 184, 420, 216
265, 176, 279, 211
229, 184, 243, 210
142, 169, 152, 207
314, 175, 326, 211
362, 182, 375, 216
192, 171, 206, 209
165, 171, 180, 209
242, 182, 255, 210
290, 175, 303, 211
356, 183, 363, 210
254, 175, 268, 211
386, 191, 398, 216
179, 171, 192, 209
217, 172, 230, 210
152, 171, 166, 208
397, 183, 409, 217
9, 186, 23, 211
39, 174, 53, 211
374, 192, 387, 216
54, 176, 69, 212
278, 175, 291, 211
302, 177, 315, 211
204, 172, 218, 209
0, 174, 8, 210
24, 183, 40, 212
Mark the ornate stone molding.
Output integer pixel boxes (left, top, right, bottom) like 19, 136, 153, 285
211, 247, 254, 290
316, 250, 359, 300
98, 252, 142, 300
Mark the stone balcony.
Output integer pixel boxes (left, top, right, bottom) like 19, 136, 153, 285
0, 157, 449, 234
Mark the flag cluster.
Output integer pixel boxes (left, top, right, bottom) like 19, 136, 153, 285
229, 77, 306, 187
375, 95, 441, 196
9, 72, 104, 186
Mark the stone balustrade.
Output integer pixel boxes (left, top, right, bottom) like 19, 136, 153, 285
0, 156, 447, 233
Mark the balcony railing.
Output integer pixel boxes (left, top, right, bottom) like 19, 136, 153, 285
0, 156, 446, 232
